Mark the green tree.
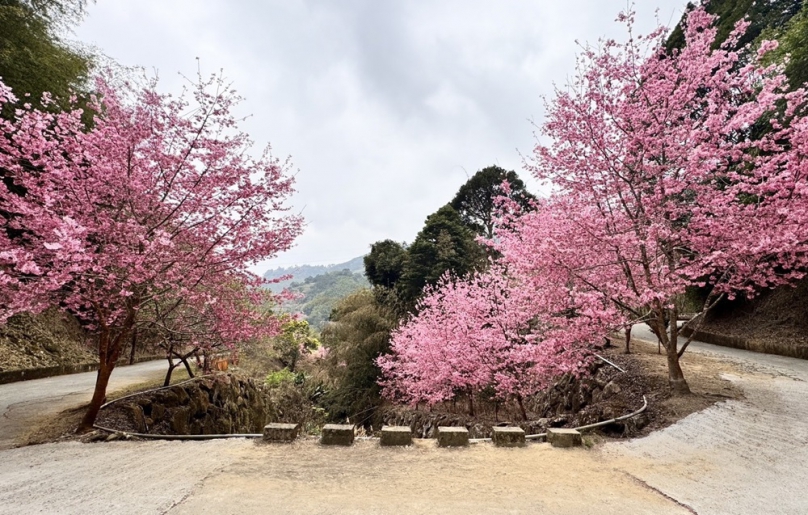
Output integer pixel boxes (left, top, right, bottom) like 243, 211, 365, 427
666, 0, 803, 52
0, 0, 92, 117
273, 319, 319, 372
364, 239, 408, 289
400, 205, 485, 305
757, 2, 808, 89
320, 289, 396, 427
449, 165, 535, 239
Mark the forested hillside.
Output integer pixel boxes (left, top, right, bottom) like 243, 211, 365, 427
280, 270, 369, 330
264, 256, 365, 293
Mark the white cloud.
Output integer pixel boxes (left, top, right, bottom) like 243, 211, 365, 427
74, 0, 686, 271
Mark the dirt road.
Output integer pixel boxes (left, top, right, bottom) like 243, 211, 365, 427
0, 333, 806, 514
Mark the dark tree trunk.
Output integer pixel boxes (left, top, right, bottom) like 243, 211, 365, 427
179, 354, 195, 379
666, 345, 691, 394
653, 306, 690, 395
467, 390, 475, 417
77, 306, 136, 433
516, 394, 527, 421
164, 358, 178, 387
624, 325, 632, 354
128, 328, 138, 365
78, 361, 115, 432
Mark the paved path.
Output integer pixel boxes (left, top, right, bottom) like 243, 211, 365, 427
599, 325, 808, 514
0, 360, 168, 450
0, 331, 807, 514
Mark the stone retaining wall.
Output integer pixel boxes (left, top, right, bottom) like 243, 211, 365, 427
681, 327, 808, 360
0, 355, 163, 385
100, 374, 270, 435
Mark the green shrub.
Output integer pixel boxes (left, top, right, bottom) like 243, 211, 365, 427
265, 368, 297, 387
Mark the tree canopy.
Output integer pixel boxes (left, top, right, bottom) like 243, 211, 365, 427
0, 0, 92, 117
0, 73, 303, 428
364, 240, 408, 290
449, 165, 535, 239
398, 205, 486, 307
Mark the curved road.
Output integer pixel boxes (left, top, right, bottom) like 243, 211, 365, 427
0, 360, 168, 450
601, 325, 808, 515
0, 330, 805, 514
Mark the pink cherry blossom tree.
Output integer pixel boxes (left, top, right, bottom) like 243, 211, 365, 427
517, 7, 808, 393
378, 262, 616, 419
0, 73, 303, 429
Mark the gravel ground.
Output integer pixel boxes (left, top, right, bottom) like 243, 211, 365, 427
1, 329, 806, 514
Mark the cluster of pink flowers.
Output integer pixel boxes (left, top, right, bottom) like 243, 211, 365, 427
0, 73, 303, 426
379, 6, 808, 402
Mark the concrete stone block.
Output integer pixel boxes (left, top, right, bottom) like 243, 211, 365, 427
380, 426, 413, 447
547, 428, 582, 448
437, 426, 469, 447
321, 424, 355, 446
492, 426, 525, 447
263, 423, 300, 442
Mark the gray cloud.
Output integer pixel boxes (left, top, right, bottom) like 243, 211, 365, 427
74, 0, 686, 269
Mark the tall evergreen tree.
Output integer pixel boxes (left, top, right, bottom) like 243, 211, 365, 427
450, 165, 535, 239
364, 239, 408, 289
399, 205, 485, 306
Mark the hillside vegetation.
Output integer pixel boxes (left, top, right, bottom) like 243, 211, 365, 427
280, 269, 369, 330
264, 256, 365, 293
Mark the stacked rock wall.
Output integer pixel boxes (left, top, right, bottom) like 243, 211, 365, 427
103, 374, 269, 435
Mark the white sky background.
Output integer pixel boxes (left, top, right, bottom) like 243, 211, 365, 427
74, 0, 686, 273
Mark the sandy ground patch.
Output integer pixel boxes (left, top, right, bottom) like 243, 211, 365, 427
167, 438, 688, 515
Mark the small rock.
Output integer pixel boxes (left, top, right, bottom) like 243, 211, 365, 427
547, 428, 582, 448
603, 381, 622, 396
492, 426, 525, 447
380, 426, 412, 447
151, 404, 166, 421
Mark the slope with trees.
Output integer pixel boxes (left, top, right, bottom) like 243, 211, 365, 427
280, 269, 369, 330
263, 255, 365, 293
0, 0, 93, 118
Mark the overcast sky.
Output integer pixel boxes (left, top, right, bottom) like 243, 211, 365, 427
74, 0, 687, 273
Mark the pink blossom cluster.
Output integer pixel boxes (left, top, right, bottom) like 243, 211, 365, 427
379, 6, 808, 401
378, 263, 616, 407
0, 73, 303, 426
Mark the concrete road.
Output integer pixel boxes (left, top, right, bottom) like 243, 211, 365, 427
1, 331, 807, 514
600, 325, 808, 514
0, 360, 168, 450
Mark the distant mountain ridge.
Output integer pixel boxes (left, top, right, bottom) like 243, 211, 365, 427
263, 256, 366, 292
